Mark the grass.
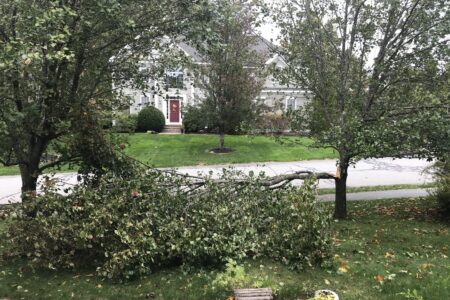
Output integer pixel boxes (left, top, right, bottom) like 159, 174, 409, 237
1, 197, 448, 299
0, 134, 337, 176
317, 183, 437, 195
0, 166, 19, 176
124, 134, 337, 167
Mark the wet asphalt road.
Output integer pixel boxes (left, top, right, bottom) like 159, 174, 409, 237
0, 158, 434, 204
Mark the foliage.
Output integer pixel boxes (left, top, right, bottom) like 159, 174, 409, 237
430, 157, 450, 216
190, 0, 266, 148
66, 111, 133, 186
112, 114, 138, 133
182, 105, 216, 133
0, 0, 206, 195
211, 259, 249, 289
1, 197, 449, 299
136, 106, 165, 132
255, 112, 291, 135
273, 0, 450, 218
211, 259, 283, 296
5, 165, 331, 279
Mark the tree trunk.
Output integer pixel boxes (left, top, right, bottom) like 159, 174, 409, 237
19, 162, 40, 203
334, 157, 350, 219
219, 132, 225, 149
18, 140, 46, 206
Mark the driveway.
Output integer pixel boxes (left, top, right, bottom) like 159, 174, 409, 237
0, 158, 434, 204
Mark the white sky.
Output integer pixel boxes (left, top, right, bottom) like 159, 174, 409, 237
256, 0, 281, 44
257, 21, 281, 44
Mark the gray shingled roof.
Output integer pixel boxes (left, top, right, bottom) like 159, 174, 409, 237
177, 35, 276, 64
177, 41, 205, 63
249, 35, 276, 60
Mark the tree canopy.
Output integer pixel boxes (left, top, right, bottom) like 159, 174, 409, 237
273, 0, 450, 218
190, 0, 266, 150
0, 0, 206, 197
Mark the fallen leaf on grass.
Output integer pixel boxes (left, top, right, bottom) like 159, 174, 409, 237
338, 261, 349, 273
374, 274, 385, 284
385, 252, 395, 258
420, 263, 433, 271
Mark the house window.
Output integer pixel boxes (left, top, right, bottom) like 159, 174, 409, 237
166, 68, 184, 89
141, 95, 156, 107
287, 98, 296, 110
141, 96, 149, 106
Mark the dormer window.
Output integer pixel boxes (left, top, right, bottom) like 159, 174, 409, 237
166, 68, 184, 89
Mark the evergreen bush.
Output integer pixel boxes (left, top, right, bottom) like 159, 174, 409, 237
136, 106, 165, 132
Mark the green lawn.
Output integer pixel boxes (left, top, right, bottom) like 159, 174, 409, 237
317, 183, 436, 195
1, 197, 448, 299
0, 166, 19, 176
0, 134, 337, 176
125, 133, 336, 167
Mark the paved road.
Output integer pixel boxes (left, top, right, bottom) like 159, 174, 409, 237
0, 158, 434, 204
174, 158, 433, 188
317, 188, 432, 202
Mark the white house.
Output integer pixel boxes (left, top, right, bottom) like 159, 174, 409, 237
123, 37, 308, 127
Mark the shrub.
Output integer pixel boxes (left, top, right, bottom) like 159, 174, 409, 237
210, 259, 284, 296
112, 114, 137, 133
6, 166, 331, 279
137, 106, 165, 132
431, 157, 450, 216
183, 105, 209, 133
258, 112, 290, 134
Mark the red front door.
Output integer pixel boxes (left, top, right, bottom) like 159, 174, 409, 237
169, 100, 180, 123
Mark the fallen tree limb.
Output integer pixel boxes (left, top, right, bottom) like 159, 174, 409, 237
117, 150, 337, 193
262, 171, 336, 188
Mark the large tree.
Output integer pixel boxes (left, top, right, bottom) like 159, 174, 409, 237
0, 0, 205, 200
274, 0, 450, 218
191, 0, 266, 150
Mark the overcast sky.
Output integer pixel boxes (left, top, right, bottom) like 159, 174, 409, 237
257, 21, 281, 44
257, 0, 281, 43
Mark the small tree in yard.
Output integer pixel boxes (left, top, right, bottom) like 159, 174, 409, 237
0, 0, 205, 202
274, 0, 450, 218
191, 0, 265, 151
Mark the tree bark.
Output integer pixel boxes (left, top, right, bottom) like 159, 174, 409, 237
19, 161, 40, 206
219, 132, 225, 149
17, 138, 47, 204
334, 156, 350, 219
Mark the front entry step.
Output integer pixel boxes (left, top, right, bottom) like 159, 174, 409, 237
161, 125, 182, 134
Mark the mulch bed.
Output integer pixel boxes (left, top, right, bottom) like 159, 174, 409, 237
210, 147, 235, 154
